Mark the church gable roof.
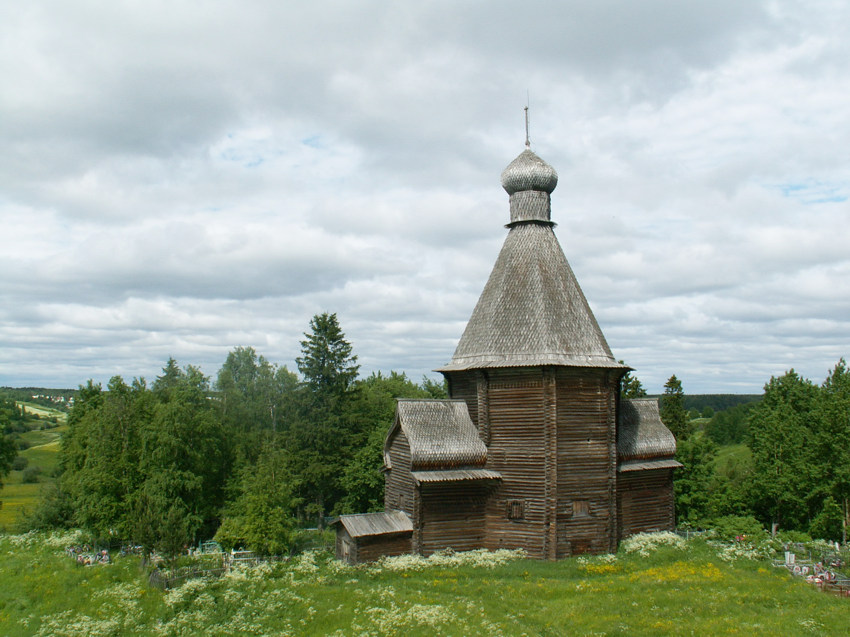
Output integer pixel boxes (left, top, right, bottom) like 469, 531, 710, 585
618, 398, 678, 462
439, 223, 620, 371
388, 399, 487, 470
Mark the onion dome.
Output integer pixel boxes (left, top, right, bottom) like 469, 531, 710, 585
500, 149, 558, 195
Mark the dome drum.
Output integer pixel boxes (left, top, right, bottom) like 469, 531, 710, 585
509, 190, 552, 224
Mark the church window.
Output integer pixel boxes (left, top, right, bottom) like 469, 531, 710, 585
506, 499, 525, 520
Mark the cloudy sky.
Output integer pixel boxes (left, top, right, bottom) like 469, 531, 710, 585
1, 1, 848, 393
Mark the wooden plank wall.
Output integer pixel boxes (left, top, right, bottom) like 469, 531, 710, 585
419, 482, 488, 556
444, 367, 629, 559
554, 369, 617, 557
384, 432, 415, 518
617, 469, 675, 538
336, 527, 355, 564
481, 368, 548, 559
356, 533, 413, 563
449, 372, 478, 429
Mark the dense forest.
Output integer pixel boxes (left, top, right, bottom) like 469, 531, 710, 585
1, 312, 848, 557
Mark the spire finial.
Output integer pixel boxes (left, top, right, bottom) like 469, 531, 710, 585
524, 102, 530, 148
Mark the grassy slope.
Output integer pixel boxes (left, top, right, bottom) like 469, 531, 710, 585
0, 420, 65, 530
0, 532, 848, 636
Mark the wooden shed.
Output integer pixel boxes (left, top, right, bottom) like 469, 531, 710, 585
336, 144, 680, 562
332, 510, 413, 564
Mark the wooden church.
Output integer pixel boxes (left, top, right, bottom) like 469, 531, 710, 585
334, 143, 680, 563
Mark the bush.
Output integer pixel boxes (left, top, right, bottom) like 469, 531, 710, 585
21, 483, 75, 531
16, 438, 30, 450
809, 496, 843, 542
21, 466, 41, 483
12, 455, 28, 471
708, 515, 767, 541
776, 530, 813, 544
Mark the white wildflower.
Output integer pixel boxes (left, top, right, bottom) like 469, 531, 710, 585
620, 532, 686, 556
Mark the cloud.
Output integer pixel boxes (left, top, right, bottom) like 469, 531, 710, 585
1, 1, 848, 392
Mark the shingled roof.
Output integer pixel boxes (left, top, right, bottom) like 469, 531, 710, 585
333, 510, 413, 538
387, 399, 488, 470
617, 398, 679, 465
439, 148, 623, 372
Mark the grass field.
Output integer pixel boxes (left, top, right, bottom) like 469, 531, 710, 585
0, 422, 65, 530
0, 531, 848, 636
715, 443, 753, 479
17, 402, 68, 422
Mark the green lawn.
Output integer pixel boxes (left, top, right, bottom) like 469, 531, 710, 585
0, 532, 848, 636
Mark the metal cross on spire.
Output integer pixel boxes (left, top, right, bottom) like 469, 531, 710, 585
524, 104, 530, 148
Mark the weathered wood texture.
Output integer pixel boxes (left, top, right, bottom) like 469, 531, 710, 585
447, 366, 622, 559
335, 526, 412, 564
418, 482, 488, 556
617, 468, 675, 538
555, 368, 618, 557
384, 431, 415, 517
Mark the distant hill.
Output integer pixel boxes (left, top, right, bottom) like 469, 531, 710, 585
646, 394, 761, 413
682, 394, 761, 412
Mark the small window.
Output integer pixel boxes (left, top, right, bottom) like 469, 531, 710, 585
572, 500, 590, 517
506, 500, 525, 520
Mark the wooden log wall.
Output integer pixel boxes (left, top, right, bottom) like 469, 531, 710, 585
450, 372, 478, 430
617, 469, 675, 538
419, 482, 488, 556
450, 368, 548, 559
384, 432, 415, 518
336, 527, 355, 564
356, 533, 413, 563
554, 368, 618, 557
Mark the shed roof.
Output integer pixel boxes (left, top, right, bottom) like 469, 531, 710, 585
411, 468, 502, 484
387, 399, 487, 470
333, 510, 413, 539
618, 398, 678, 461
618, 458, 683, 472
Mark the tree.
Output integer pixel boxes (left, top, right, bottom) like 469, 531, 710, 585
705, 402, 755, 446
142, 364, 228, 542
660, 375, 690, 440
812, 359, 850, 542
674, 431, 718, 524
216, 347, 300, 456
745, 369, 819, 533
0, 435, 15, 489
296, 312, 360, 399
60, 361, 230, 549
290, 313, 360, 525
0, 428, 15, 490
215, 446, 299, 555
0, 396, 23, 487
61, 376, 147, 539
619, 363, 647, 399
